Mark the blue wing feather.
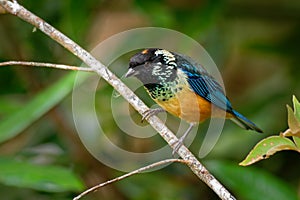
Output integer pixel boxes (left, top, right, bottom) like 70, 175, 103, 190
182, 68, 232, 112
174, 53, 262, 133
176, 54, 233, 113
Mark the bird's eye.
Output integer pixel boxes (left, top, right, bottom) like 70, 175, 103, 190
144, 61, 151, 67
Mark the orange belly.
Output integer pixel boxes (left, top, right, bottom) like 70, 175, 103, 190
154, 86, 232, 123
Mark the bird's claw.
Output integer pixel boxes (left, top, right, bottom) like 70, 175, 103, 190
172, 138, 184, 156
171, 123, 195, 156
141, 108, 165, 122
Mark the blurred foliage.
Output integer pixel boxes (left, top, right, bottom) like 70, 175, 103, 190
0, 72, 77, 143
206, 160, 298, 200
0, 157, 83, 192
0, 0, 299, 200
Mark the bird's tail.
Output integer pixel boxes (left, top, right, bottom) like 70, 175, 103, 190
231, 110, 263, 133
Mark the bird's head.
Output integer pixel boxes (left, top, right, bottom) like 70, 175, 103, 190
125, 48, 178, 85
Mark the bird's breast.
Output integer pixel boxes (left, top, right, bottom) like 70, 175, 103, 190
153, 84, 231, 123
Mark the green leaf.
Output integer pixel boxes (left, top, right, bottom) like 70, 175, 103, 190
282, 97, 300, 137
286, 105, 300, 136
0, 72, 77, 143
0, 98, 23, 116
292, 95, 300, 120
293, 136, 300, 148
240, 136, 299, 166
0, 157, 84, 192
206, 160, 298, 200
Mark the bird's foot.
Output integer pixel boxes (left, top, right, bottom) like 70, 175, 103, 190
141, 108, 165, 122
171, 123, 195, 156
172, 137, 185, 156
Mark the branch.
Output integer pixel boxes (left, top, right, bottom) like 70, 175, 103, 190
0, 61, 94, 72
0, 1, 236, 199
74, 159, 189, 200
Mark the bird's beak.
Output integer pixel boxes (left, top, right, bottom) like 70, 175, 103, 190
125, 68, 137, 78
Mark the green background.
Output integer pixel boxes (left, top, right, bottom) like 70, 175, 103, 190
0, 0, 299, 199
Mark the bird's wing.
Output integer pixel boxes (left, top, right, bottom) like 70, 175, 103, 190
180, 66, 233, 112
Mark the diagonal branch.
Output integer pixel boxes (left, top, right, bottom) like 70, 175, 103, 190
0, 1, 235, 200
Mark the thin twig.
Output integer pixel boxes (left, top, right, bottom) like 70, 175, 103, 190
73, 159, 189, 200
0, 61, 94, 72
0, 1, 236, 200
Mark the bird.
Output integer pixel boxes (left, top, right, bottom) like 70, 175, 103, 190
125, 48, 262, 154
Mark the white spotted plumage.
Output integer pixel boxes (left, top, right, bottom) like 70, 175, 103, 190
155, 49, 177, 68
